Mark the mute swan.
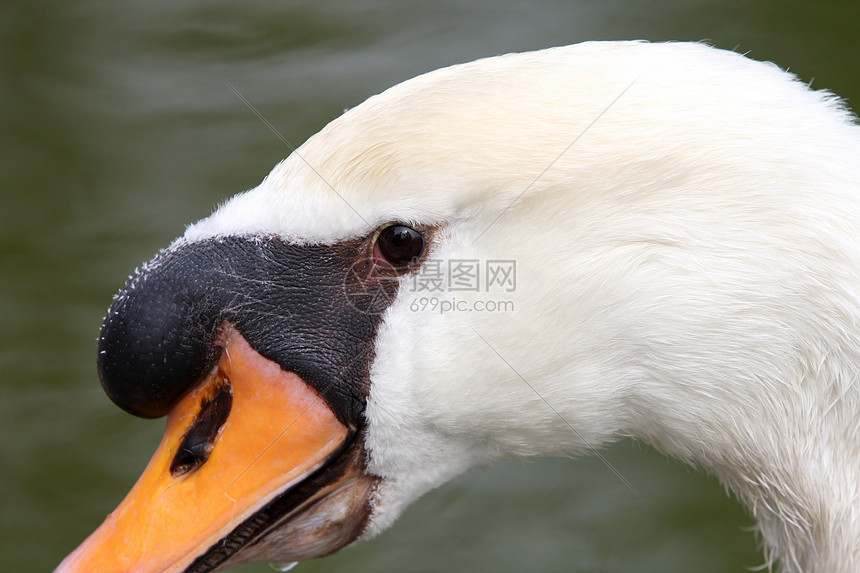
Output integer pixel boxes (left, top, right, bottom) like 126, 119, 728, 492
56, 41, 860, 572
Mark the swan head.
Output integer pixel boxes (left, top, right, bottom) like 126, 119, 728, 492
57, 41, 860, 572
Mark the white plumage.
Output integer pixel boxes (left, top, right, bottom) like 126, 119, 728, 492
187, 42, 860, 571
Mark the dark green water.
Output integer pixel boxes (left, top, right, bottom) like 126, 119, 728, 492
2, 1, 857, 572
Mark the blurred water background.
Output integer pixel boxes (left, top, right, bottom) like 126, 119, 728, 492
1, 1, 858, 571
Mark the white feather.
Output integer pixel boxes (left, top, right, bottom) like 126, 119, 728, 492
189, 42, 860, 572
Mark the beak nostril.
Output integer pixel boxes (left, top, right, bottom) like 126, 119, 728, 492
170, 375, 233, 477
171, 446, 207, 477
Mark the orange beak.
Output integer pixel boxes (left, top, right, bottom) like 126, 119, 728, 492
56, 326, 373, 572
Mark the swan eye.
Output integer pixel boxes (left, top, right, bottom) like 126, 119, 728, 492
374, 225, 424, 267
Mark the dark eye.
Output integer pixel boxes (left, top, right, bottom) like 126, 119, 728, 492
374, 225, 424, 267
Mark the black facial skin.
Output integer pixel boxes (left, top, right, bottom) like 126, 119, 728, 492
96, 229, 429, 571
97, 235, 400, 427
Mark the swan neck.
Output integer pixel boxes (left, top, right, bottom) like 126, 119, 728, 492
647, 412, 860, 572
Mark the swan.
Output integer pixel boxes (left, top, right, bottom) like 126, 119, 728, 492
56, 41, 860, 573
